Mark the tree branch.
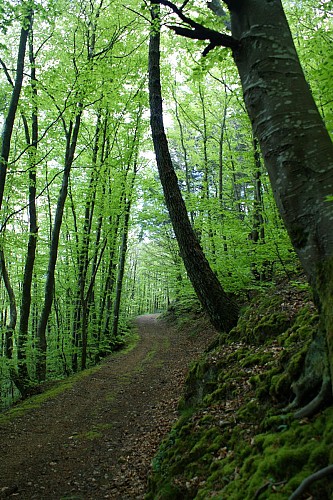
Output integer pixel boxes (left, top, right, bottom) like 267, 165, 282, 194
156, 0, 239, 53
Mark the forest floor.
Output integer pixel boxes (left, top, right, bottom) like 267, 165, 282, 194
0, 314, 217, 499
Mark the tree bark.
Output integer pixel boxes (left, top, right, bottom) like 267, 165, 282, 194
0, 9, 32, 211
157, 0, 333, 403
149, 3, 239, 332
227, 0, 333, 392
36, 109, 82, 381
228, 0, 333, 286
0, 249, 17, 359
18, 23, 39, 387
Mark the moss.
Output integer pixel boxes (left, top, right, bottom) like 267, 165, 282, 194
72, 423, 112, 441
236, 399, 264, 422
147, 287, 333, 500
230, 291, 291, 345
239, 352, 271, 368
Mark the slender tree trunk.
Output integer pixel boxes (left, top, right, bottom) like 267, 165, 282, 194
73, 113, 101, 371
112, 207, 131, 339
112, 108, 142, 338
149, 3, 239, 332
99, 215, 121, 342
172, 87, 195, 225
112, 167, 138, 338
0, 249, 17, 359
36, 109, 82, 381
18, 24, 39, 387
199, 84, 217, 262
81, 236, 108, 370
0, 10, 31, 211
0, 249, 31, 396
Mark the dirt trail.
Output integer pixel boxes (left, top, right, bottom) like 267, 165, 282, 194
0, 314, 216, 499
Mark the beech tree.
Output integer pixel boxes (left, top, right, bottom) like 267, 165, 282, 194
149, 3, 239, 332
155, 0, 333, 413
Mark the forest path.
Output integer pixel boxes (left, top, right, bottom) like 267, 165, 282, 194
0, 314, 216, 499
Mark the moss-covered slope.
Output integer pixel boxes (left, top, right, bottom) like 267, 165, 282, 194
146, 283, 333, 499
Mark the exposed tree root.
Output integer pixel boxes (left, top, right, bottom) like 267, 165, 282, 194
254, 480, 285, 499
284, 327, 332, 418
294, 372, 332, 419
289, 464, 333, 500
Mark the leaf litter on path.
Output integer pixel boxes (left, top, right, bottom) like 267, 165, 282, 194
0, 314, 216, 499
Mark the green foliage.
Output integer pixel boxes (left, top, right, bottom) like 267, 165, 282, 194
0, 0, 330, 413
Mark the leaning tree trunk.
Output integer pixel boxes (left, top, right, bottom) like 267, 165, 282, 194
155, 0, 333, 411
149, 4, 239, 332
227, 0, 333, 402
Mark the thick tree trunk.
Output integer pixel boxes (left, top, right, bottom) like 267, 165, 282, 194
229, 0, 333, 285
156, 0, 333, 408
228, 0, 333, 395
149, 4, 239, 332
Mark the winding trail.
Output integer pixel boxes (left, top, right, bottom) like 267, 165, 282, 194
0, 314, 216, 499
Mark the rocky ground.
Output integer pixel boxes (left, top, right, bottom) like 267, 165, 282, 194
0, 314, 216, 499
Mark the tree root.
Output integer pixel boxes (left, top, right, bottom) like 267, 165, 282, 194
289, 464, 333, 500
254, 480, 285, 499
283, 326, 332, 418
293, 373, 332, 419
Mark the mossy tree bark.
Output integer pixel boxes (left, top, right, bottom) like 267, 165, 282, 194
149, 3, 239, 332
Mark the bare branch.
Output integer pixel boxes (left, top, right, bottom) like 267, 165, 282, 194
156, 0, 238, 52
0, 58, 14, 86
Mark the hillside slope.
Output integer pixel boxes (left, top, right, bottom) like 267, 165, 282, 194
146, 282, 333, 499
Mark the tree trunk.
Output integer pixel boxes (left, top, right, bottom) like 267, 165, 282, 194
228, 0, 333, 285
112, 166, 138, 338
36, 109, 82, 381
73, 113, 101, 371
18, 23, 39, 387
227, 0, 333, 393
149, 3, 239, 332
0, 249, 17, 359
0, 9, 31, 211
